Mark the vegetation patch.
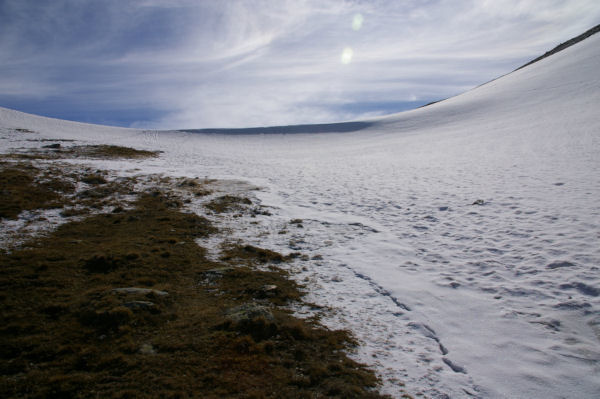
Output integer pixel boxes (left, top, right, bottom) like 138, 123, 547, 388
76, 145, 160, 159
6, 144, 160, 160
0, 156, 144, 226
0, 158, 391, 398
0, 161, 75, 219
175, 177, 212, 197
75, 177, 136, 210
81, 174, 107, 185
205, 194, 252, 213
290, 218, 304, 228
221, 244, 290, 264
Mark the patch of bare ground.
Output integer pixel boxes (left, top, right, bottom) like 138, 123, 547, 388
0, 147, 392, 398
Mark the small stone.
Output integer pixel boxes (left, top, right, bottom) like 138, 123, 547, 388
471, 199, 485, 206
262, 285, 278, 294
204, 267, 234, 275
139, 343, 156, 355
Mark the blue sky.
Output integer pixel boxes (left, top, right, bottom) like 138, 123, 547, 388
0, 0, 598, 129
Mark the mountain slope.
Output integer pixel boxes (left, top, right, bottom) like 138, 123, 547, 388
2, 27, 600, 399
372, 28, 600, 137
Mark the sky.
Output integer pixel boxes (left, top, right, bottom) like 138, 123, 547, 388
0, 0, 598, 129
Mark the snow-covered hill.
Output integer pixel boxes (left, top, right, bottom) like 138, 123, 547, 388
2, 30, 599, 398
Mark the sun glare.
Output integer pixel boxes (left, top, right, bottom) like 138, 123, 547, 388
352, 13, 364, 31
341, 47, 353, 64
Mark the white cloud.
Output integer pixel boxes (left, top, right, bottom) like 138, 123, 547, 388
0, 0, 599, 128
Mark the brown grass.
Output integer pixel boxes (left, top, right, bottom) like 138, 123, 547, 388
0, 151, 392, 398
0, 162, 75, 219
6, 144, 160, 160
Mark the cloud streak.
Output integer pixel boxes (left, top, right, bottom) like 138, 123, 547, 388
0, 0, 598, 128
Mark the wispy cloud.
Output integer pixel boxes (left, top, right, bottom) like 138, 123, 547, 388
0, 0, 598, 128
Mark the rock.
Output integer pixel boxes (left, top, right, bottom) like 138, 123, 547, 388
262, 285, 278, 295
203, 267, 234, 276
201, 267, 234, 284
226, 303, 274, 323
111, 287, 169, 296
471, 199, 485, 205
225, 303, 277, 341
139, 343, 156, 355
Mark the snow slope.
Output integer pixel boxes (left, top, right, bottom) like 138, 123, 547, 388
2, 31, 600, 398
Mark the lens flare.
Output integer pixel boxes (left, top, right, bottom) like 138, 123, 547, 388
352, 13, 364, 31
341, 47, 353, 64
